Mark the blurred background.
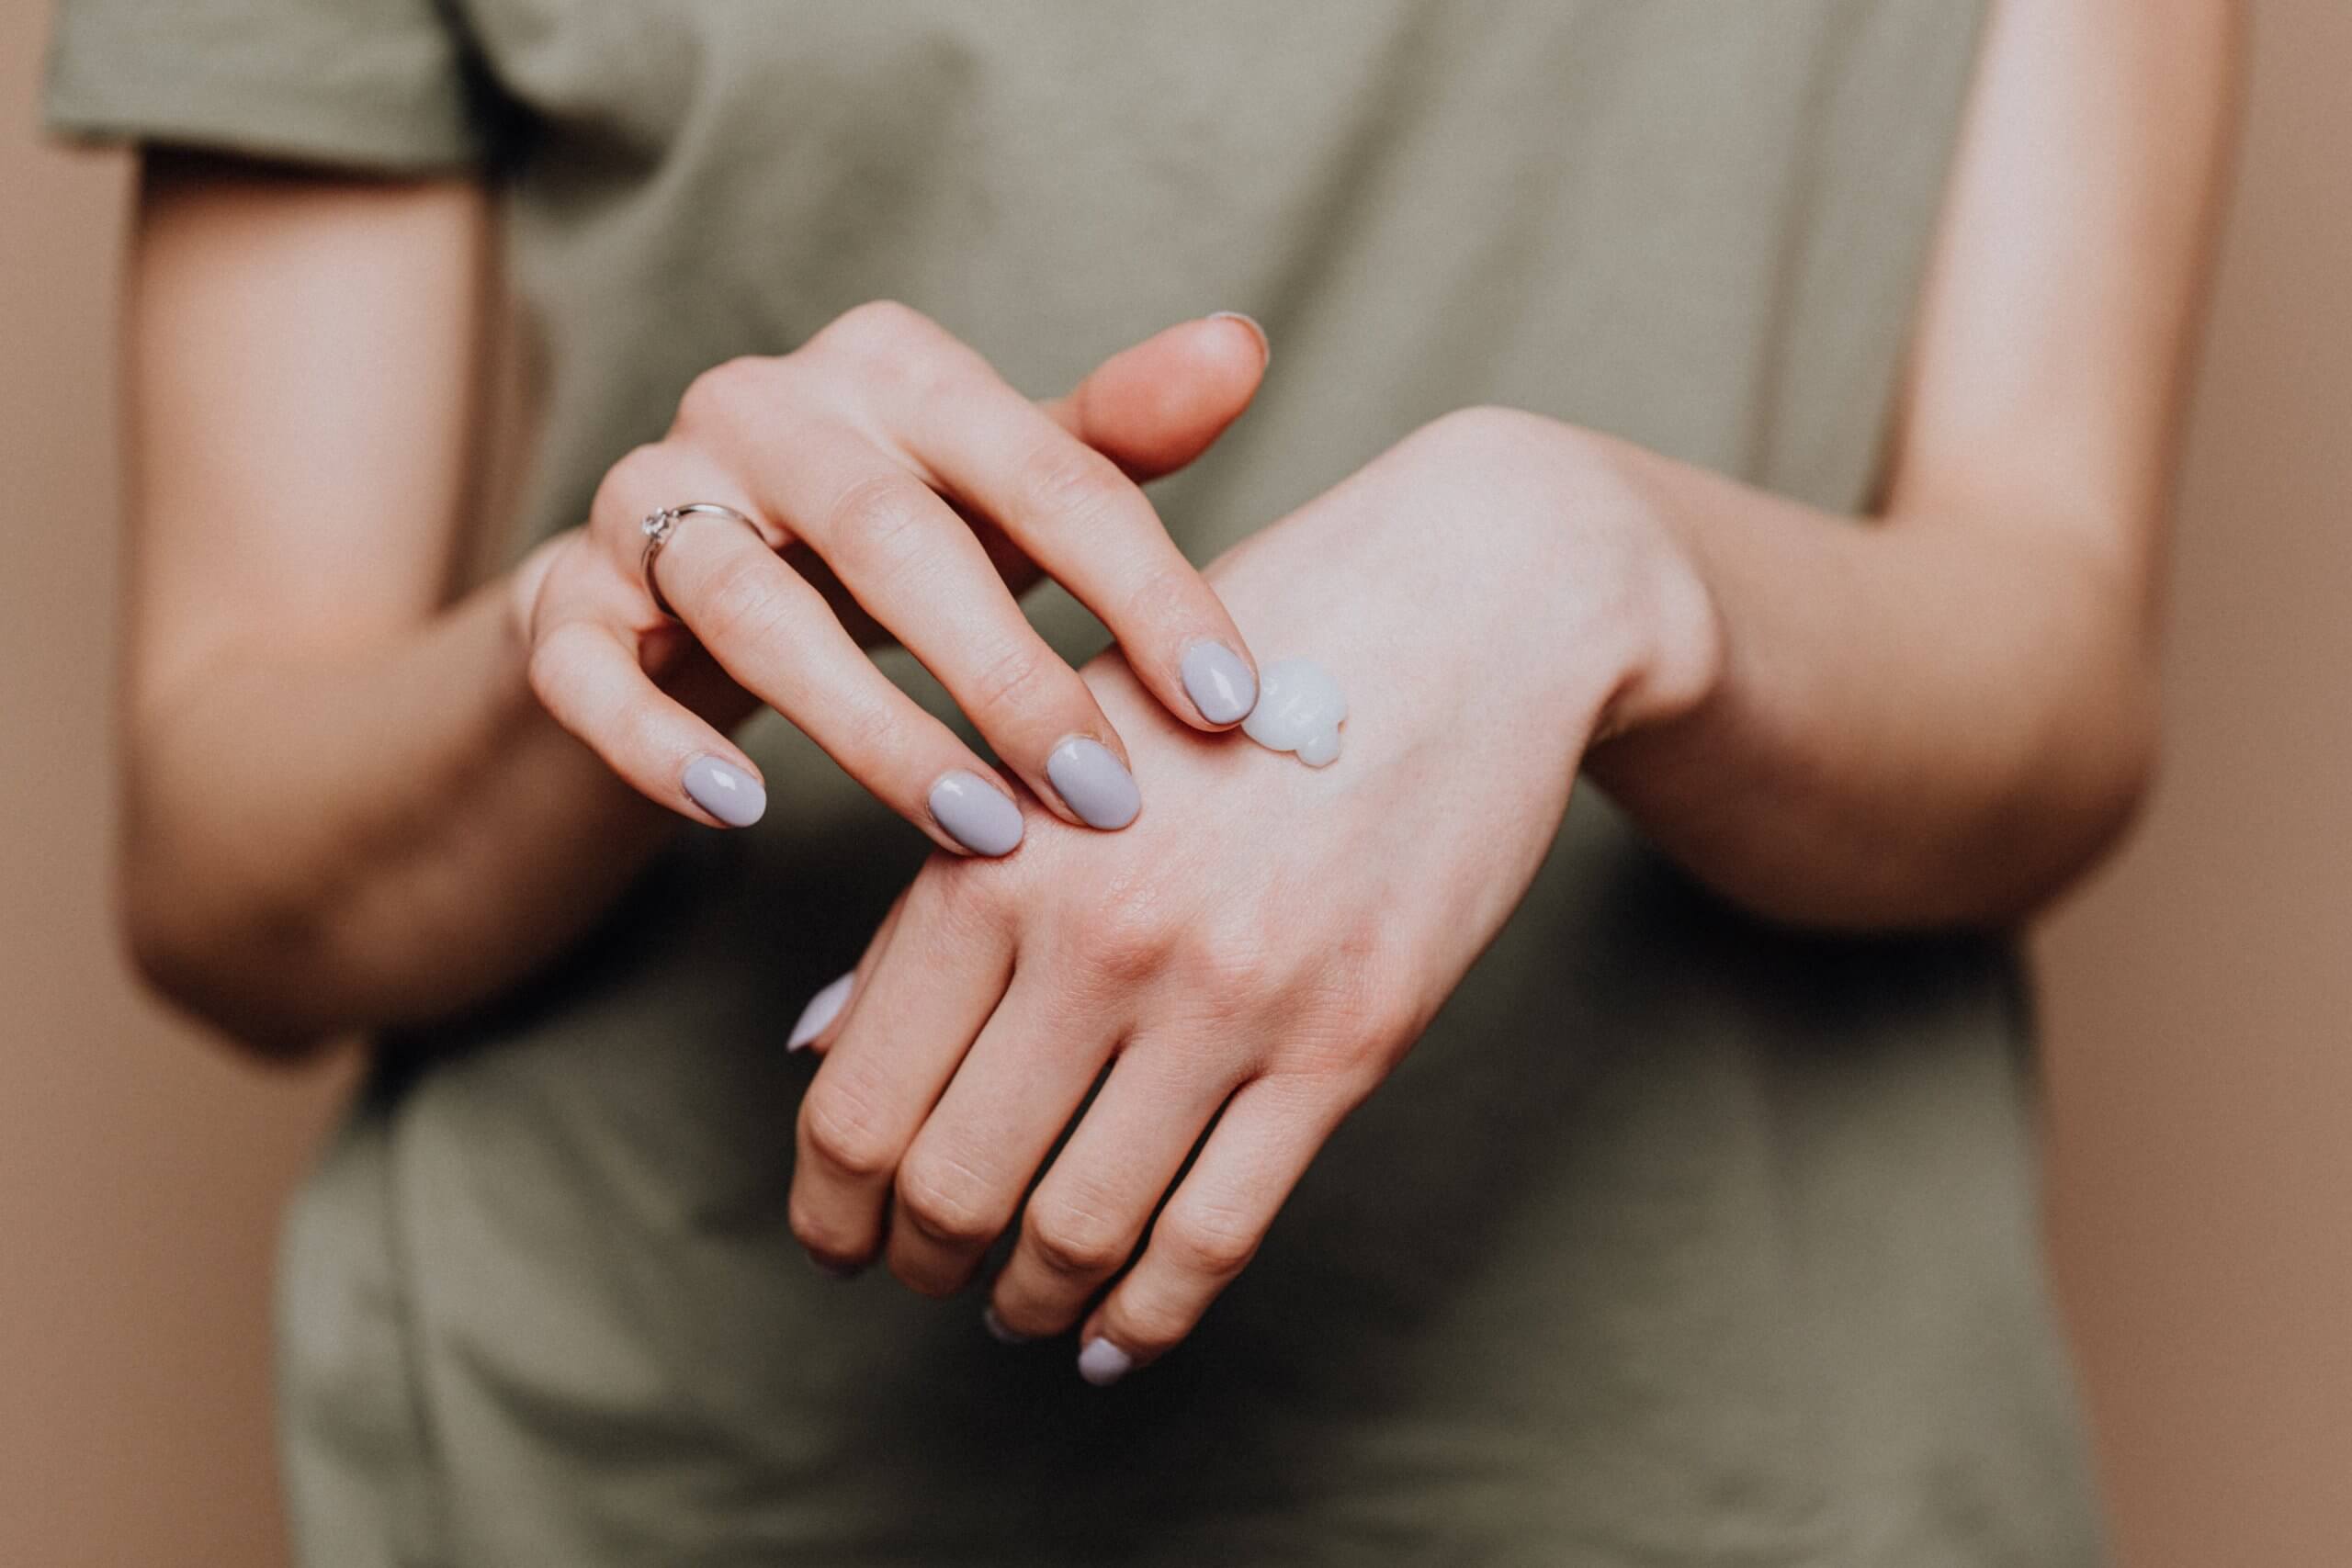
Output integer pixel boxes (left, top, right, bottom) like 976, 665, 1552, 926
3, 3, 2346, 1563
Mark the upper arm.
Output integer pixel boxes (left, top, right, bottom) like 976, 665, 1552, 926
123, 152, 494, 715
1884, 0, 2245, 593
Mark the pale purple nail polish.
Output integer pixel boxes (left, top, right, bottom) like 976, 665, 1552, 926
982, 1305, 1035, 1345
1181, 642, 1257, 725
928, 770, 1024, 856
1077, 1337, 1134, 1386
1046, 739, 1140, 830
683, 755, 765, 827
786, 971, 854, 1052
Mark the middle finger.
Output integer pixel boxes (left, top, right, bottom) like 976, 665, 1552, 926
884, 970, 1118, 1296
751, 423, 1144, 832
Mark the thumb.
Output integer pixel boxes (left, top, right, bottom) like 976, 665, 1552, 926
1040, 313, 1270, 481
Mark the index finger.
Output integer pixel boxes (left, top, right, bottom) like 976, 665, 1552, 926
897, 356, 1262, 731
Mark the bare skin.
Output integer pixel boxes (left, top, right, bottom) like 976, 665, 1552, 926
115, 0, 2236, 1365
119, 162, 1269, 1052
787, 0, 2245, 1378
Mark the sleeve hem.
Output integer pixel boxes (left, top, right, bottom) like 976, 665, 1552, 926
42, 5, 496, 176
45, 94, 485, 177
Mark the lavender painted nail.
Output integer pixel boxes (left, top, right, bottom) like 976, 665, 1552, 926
1046, 738, 1140, 830
1181, 642, 1258, 725
1077, 1338, 1134, 1386
682, 755, 766, 827
982, 1305, 1036, 1345
786, 971, 854, 1052
928, 771, 1024, 856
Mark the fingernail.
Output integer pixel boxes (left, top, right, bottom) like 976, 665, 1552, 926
808, 1253, 865, 1280
982, 1305, 1036, 1345
683, 755, 766, 827
1077, 1337, 1134, 1387
928, 770, 1025, 856
1207, 310, 1270, 367
1181, 642, 1258, 725
1046, 738, 1140, 830
786, 971, 854, 1052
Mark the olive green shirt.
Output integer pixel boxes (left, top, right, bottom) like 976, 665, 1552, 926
51, 3, 2103, 1562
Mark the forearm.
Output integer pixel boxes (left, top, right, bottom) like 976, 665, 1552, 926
1576, 0, 2238, 930
121, 578, 724, 1055
1582, 431, 2155, 930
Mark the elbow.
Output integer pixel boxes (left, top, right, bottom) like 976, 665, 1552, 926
115, 829, 344, 1065
1939, 660, 2165, 929
2028, 704, 2163, 919
1722, 671, 2162, 935
2075, 672, 2163, 870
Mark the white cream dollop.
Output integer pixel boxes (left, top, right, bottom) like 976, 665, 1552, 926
1240, 658, 1347, 766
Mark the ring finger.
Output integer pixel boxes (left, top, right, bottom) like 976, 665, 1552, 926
741, 423, 1146, 832
884, 973, 1120, 1297
602, 450, 1035, 858
1069, 1077, 1340, 1385
983, 1039, 1242, 1341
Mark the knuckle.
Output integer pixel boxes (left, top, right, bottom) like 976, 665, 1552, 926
799, 1078, 899, 1180
888, 1252, 969, 1301
1158, 1206, 1261, 1280
834, 299, 933, 346
593, 443, 675, 522
1260, 961, 1417, 1111
1414, 402, 1545, 458
842, 303, 992, 406
1012, 437, 1130, 530
1023, 1202, 1129, 1280
910, 852, 1023, 937
1108, 1299, 1194, 1356
1353, 960, 1432, 1058
1073, 893, 1174, 986
693, 547, 789, 647
828, 691, 907, 761
1176, 913, 1280, 1004
785, 1190, 867, 1264
809, 300, 944, 377
1116, 561, 1204, 640
675, 356, 779, 433
1285, 1022, 1396, 1114
523, 621, 585, 705
962, 637, 1058, 719
895, 1155, 1001, 1247
1121, 1322, 1187, 1359
1318, 930, 1421, 1037
820, 473, 933, 570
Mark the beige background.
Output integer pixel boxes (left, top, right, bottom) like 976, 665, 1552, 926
3, 4, 2345, 1563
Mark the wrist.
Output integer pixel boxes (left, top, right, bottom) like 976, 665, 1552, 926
1555, 432, 1728, 752
1403, 409, 1725, 751
1195, 408, 1680, 779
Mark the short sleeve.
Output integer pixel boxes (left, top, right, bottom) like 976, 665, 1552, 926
44, 0, 498, 173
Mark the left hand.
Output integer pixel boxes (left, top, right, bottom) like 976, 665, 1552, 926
786, 408, 1723, 1379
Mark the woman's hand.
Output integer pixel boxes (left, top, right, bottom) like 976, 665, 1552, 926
512, 303, 1272, 852
785, 409, 1724, 1379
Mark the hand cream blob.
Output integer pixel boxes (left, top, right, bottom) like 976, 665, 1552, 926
1240, 658, 1347, 766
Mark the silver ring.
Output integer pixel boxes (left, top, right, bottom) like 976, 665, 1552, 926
639, 502, 761, 619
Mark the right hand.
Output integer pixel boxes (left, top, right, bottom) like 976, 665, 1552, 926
511, 302, 1270, 852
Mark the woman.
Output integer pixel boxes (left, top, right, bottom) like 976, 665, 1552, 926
49, 0, 2235, 1562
